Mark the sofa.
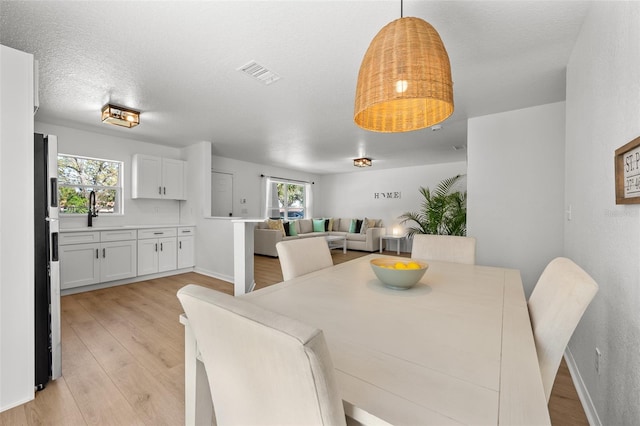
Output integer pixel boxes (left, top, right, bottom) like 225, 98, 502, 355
254, 217, 384, 257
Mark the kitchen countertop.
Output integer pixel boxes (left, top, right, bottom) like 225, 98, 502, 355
61, 224, 195, 232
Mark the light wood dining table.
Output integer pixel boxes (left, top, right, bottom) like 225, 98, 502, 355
181, 254, 550, 425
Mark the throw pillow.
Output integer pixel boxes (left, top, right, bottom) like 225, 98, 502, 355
289, 220, 298, 236
361, 217, 377, 234
283, 222, 291, 236
361, 217, 369, 234
348, 218, 357, 233
313, 219, 325, 232
355, 219, 363, 233
324, 219, 330, 231
327, 218, 334, 231
267, 219, 285, 237
298, 219, 313, 234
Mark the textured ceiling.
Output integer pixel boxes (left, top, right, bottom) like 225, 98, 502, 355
0, 1, 591, 175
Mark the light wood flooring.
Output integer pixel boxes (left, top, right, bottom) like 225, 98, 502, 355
1, 250, 588, 425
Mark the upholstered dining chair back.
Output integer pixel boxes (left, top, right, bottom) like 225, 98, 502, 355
276, 237, 334, 281
410, 234, 476, 265
177, 284, 347, 425
528, 257, 598, 402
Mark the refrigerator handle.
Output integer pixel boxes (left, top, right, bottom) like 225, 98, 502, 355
50, 177, 58, 207
51, 232, 59, 262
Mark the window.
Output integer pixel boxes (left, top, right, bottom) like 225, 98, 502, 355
57, 154, 123, 215
264, 177, 309, 219
276, 182, 306, 219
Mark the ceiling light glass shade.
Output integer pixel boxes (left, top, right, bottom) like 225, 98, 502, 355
353, 157, 372, 167
354, 17, 453, 133
101, 104, 140, 128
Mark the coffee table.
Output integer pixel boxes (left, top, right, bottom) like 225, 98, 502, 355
325, 235, 347, 254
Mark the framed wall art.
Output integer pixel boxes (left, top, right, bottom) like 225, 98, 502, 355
615, 136, 640, 204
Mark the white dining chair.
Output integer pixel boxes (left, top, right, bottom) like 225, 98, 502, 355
410, 234, 476, 264
528, 257, 599, 402
276, 237, 333, 280
177, 284, 347, 425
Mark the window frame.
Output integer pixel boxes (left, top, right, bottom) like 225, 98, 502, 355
266, 178, 308, 220
57, 153, 124, 216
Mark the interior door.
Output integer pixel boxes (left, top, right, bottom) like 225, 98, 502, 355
211, 171, 233, 217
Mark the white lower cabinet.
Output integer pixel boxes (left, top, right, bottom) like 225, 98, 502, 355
100, 240, 137, 282
60, 230, 137, 290
137, 228, 177, 275
178, 226, 195, 269
60, 226, 195, 291
60, 243, 100, 289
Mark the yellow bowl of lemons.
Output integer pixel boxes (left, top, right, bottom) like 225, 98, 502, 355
370, 258, 429, 290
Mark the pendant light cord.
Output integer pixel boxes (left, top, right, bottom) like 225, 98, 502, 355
400, 0, 403, 18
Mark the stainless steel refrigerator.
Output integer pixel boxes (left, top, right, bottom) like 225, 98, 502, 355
34, 133, 61, 390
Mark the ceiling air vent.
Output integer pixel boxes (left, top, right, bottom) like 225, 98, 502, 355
237, 60, 281, 85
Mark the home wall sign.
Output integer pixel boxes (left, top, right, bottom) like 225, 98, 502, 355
374, 192, 401, 199
615, 136, 640, 204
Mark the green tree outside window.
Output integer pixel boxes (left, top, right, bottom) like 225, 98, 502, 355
57, 155, 122, 214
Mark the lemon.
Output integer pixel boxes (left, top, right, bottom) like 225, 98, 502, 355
394, 262, 407, 270
406, 262, 421, 270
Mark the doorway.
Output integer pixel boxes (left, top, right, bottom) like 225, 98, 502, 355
211, 171, 233, 217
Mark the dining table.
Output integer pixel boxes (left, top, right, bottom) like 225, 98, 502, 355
181, 253, 550, 425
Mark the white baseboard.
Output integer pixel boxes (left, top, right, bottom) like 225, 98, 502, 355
193, 268, 256, 294
193, 267, 233, 285
1, 395, 35, 414
564, 347, 602, 426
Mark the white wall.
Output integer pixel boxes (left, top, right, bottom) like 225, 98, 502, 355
180, 149, 321, 282
33, 122, 184, 229
317, 161, 467, 253
467, 102, 565, 295
0, 45, 35, 410
211, 155, 321, 219
564, 3, 640, 424
179, 142, 235, 281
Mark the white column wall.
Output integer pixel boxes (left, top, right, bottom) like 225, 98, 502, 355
0, 45, 35, 411
564, 2, 640, 424
181, 142, 236, 282
467, 102, 565, 295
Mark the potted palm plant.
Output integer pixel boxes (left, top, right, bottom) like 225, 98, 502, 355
398, 175, 467, 237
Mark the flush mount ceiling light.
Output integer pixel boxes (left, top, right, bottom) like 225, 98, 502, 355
353, 157, 372, 167
101, 104, 140, 128
354, 1, 453, 133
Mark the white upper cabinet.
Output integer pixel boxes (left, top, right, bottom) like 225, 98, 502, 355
161, 158, 185, 200
132, 154, 186, 200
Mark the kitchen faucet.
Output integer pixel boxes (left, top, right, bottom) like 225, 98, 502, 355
88, 190, 98, 227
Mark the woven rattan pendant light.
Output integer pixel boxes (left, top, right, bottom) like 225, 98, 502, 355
354, 4, 453, 133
